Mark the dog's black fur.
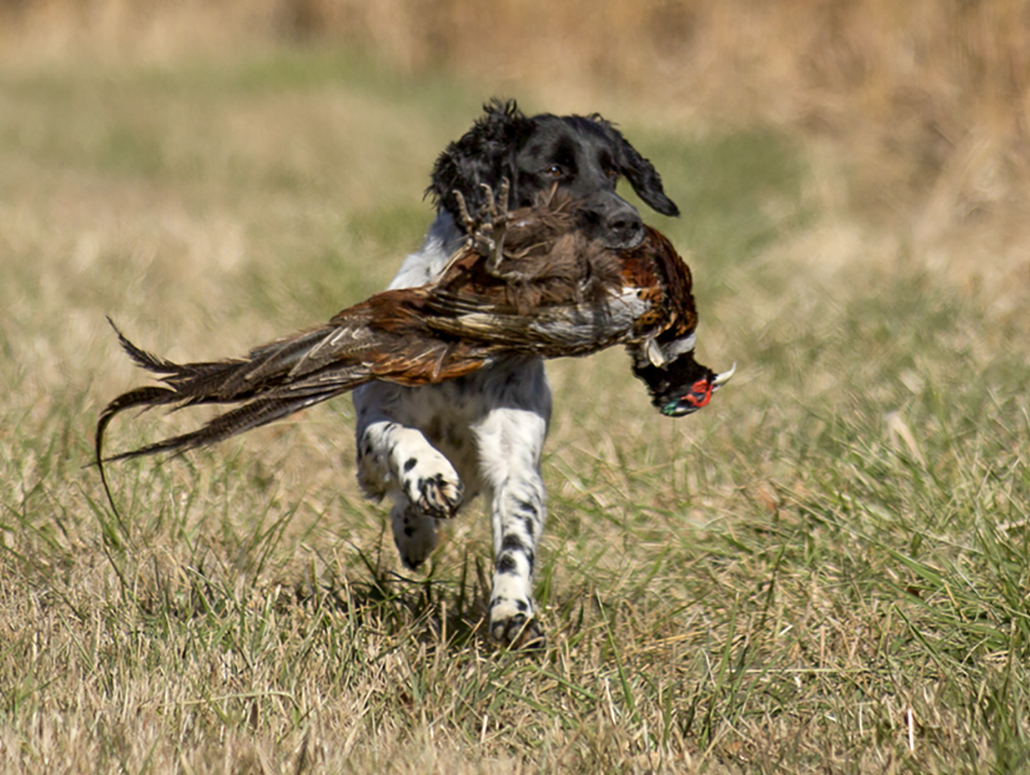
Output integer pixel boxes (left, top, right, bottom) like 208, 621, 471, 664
428, 99, 679, 250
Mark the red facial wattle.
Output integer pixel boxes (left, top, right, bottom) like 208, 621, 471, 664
661, 378, 714, 417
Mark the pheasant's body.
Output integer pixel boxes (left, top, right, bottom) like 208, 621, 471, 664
97, 198, 728, 466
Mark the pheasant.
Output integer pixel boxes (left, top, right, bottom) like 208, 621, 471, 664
95, 188, 733, 489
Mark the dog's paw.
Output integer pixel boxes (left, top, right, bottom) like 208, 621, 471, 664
490, 610, 545, 650
400, 449, 464, 520
489, 586, 543, 649
392, 504, 439, 570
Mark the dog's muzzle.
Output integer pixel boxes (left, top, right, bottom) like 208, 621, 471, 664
580, 194, 646, 249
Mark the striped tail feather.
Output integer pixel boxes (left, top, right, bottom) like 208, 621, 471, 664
94, 317, 381, 524
95, 318, 374, 467
97, 390, 342, 465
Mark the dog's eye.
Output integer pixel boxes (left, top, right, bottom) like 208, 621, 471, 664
545, 164, 564, 178
605, 167, 618, 182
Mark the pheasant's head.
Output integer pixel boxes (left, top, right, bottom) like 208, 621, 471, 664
629, 337, 734, 418
658, 364, 735, 417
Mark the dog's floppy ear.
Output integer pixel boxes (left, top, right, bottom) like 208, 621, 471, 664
593, 117, 680, 218
428, 99, 533, 227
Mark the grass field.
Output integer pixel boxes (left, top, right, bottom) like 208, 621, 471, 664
2, 48, 1030, 773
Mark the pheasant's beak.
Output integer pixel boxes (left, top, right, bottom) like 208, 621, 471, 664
713, 363, 736, 387
661, 363, 735, 417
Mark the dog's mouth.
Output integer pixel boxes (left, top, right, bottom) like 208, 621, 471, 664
602, 227, 646, 251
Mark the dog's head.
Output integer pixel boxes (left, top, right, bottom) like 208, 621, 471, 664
429, 99, 679, 250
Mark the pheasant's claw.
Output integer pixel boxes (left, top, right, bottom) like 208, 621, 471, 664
454, 185, 499, 260
470, 220, 498, 263
477, 179, 510, 275
480, 178, 510, 221
454, 190, 476, 237
479, 182, 496, 220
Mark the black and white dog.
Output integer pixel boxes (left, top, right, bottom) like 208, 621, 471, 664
352, 100, 679, 645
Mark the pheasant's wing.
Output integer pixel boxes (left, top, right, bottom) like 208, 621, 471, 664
421, 285, 651, 356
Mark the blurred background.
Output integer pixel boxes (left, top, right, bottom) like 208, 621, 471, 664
2, 0, 1029, 311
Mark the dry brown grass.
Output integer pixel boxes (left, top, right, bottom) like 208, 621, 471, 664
3, 13, 1030, 775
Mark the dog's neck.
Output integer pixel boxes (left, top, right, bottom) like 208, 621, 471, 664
387, 211, 466, 291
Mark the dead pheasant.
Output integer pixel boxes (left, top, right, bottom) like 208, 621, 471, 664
96, 188, 733, 480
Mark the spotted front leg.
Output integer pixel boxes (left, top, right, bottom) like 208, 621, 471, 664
354, 387, 466, 570
474, 397, 550, 649
488, 478, 546, 648
356, 420, 464, 521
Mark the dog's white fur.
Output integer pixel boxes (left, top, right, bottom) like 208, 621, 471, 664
353, 212, 551, 643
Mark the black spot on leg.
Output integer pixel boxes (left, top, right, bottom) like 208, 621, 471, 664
499, 535, 535, 573
514, 499, 538, 518
501, 534, 527, 554
516, 599, 529, 612
497, 555, 518, 574
520, 514, 536, 538
403, 457, 417, 473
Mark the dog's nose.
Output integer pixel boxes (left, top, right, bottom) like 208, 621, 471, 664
579, 193, 646, 249
605, 209, 645, 249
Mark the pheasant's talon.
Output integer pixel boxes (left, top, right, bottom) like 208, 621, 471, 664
455, 180, 511, 272
496, 178, 510, 217
472, 227, 497, 260
478, 179, 510, 275
479, 182, 497, 220
454, 190, 477, 238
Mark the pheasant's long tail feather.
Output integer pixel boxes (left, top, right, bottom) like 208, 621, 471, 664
108, 317, 358, 404
95, 318, 376, 467
99, 389, 344, 464
94, 383, 183, 528
94, 382, 349, 531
